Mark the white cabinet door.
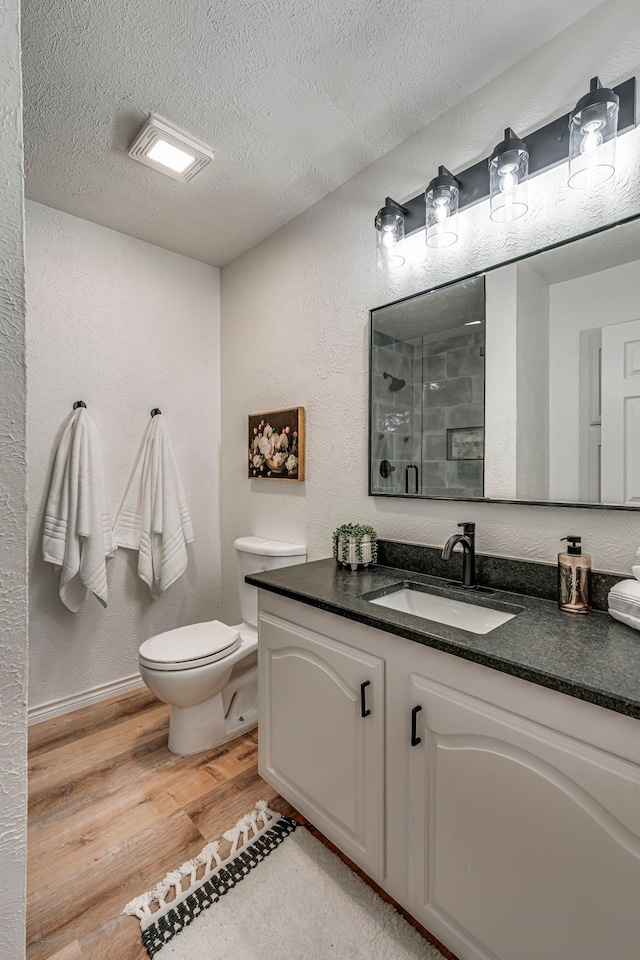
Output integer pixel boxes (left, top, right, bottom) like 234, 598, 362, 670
407, 672, 640, 960
258, 612, 385, 878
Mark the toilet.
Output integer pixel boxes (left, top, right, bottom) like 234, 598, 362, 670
138, 536, 306, 755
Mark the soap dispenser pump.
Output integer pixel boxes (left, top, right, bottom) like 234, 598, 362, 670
558, 536, 591, 614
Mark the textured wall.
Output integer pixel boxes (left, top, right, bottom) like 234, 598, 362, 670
0, 0, 28, 954
26, 202, 221, 713
221, 0, 640, 625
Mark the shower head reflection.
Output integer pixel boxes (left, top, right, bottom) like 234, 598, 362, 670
383, 371, 406, 392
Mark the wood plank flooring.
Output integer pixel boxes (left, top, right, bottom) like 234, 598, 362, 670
28, 688, 454, 960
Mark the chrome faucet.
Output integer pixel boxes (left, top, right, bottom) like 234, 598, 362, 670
442, 522, 476, 588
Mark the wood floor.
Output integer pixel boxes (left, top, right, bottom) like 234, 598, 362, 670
28, 688, 454, 960
27, 689, 297, 960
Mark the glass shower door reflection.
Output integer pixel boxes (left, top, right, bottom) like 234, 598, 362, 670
370, 333, 423, 496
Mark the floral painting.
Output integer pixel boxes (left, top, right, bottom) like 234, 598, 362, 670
248, 407, 305, 481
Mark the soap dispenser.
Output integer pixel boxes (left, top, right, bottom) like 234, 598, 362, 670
558, 536, 591, 614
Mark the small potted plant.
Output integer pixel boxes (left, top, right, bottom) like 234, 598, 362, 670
333, 524, 378, 571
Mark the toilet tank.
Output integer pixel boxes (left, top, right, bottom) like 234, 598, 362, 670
234, 536, 306, 629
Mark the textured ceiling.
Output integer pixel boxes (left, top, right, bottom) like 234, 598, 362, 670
22, 0, 604, 267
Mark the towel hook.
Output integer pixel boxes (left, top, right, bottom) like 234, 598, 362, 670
150, 408, 162, 417
73, 400, 87, 409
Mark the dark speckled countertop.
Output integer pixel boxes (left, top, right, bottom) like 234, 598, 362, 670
247, 559, 640, 721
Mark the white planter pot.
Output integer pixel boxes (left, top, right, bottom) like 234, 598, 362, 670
336, 534, 372, 571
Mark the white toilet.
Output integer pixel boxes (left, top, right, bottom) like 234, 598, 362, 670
138, 536, 306, 755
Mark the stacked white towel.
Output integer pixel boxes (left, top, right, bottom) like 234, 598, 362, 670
113, 415, 194, 598
43, 407, 114, 612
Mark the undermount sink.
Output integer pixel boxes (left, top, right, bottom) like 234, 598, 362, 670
368, 585, 518, 635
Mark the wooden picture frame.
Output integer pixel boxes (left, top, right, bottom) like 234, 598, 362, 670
248, 407, 305, 481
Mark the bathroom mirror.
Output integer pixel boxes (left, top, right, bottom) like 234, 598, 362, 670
369, 215, 640, 508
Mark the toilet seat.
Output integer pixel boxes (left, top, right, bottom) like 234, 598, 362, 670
139, 620, 242, 672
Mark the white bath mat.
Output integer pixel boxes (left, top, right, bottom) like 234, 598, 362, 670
123, 803, 445, 959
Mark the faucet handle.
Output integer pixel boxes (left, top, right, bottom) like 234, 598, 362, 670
458, 522, 475, 536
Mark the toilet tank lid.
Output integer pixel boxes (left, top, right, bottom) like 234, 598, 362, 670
234, 536, 306, 557
139, 620, 240, 664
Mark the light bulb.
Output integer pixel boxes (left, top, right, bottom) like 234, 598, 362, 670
580, 120, 604, 155
381, 230, 394, 248
499, 162, 518, 193
433, 198, 450, 222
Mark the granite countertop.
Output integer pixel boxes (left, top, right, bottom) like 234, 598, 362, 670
247, 558, 640, 721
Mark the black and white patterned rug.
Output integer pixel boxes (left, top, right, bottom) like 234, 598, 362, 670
123, 802, 442, 959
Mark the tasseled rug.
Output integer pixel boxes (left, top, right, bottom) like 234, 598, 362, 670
123, 802, 444, 959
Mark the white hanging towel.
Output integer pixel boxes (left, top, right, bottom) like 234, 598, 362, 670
113, 415, 194, 598
43, 407, 114, 612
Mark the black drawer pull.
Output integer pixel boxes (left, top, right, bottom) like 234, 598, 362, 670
360, 681, 371, 718
411, 705, 422, 746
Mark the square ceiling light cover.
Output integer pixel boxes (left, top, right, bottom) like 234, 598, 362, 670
128, 114, 214, 182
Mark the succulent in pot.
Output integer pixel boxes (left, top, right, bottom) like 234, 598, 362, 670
332, 523, 378, 571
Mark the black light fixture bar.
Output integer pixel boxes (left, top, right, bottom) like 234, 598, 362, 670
399, 76, 635, 239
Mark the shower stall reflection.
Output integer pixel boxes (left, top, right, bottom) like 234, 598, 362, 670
370, 276, 485, 498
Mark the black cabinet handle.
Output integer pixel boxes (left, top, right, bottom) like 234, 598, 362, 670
360, 681, 371, 718
411, 705, 422, 746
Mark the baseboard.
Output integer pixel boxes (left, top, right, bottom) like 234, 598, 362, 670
29, 674, 145, 726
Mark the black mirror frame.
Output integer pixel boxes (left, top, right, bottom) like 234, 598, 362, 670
368, 210, 640, 511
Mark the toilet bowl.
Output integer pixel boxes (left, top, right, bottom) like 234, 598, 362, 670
138, 536, 306, 755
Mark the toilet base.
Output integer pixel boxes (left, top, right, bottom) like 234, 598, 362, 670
167, 660, 259, 756
168, 704, 257, 755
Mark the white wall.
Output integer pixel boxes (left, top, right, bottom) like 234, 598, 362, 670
549, 258, 640, 501
484, 262, 551, 501
516, 263, 550, 501
484, 265, 518, 499
0, 0, 28, 954
220, 0, 640, 626
26, 202, 221, 715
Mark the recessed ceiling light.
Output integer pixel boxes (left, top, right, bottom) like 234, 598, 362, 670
146, 139, 196, 173
128, 114, 214, 182
465, 320, 483, 326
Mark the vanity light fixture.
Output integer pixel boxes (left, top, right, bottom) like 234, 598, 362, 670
375, 197, 407, 269
489, 128, 529, 222
568, 77, 619, 189
374, 75, 635, 252
425, 167, 459, 247
128, 114, 214, 182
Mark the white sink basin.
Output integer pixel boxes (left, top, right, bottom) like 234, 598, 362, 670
368, 587, 517, 635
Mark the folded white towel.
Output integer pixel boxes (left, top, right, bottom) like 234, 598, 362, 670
113, 415, 194, 598
43, 407, 114, 612
608, 579, 640, 632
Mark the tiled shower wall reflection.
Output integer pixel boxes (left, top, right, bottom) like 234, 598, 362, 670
422, 328, 484, 497
371, 329, 484, 497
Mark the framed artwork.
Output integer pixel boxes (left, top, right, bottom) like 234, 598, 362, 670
248, 407, 305, 481
447, 426, 484, 461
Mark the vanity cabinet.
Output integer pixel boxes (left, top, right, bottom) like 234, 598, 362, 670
258, 594, 640, 960
258, 612, 385, 879
407, 671, 640, 960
